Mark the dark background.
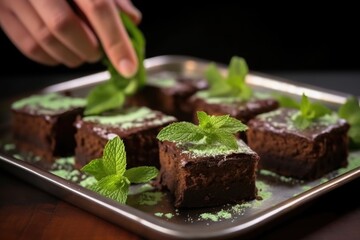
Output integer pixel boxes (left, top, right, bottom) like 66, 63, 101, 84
1, 3, 360, 98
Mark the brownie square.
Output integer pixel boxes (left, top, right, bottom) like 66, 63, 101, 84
247, 108, 350, 180
74, 107, 176, 169
11, 93, 86, 161
158, 140, 259, 208
190, 92, 279, 124
127, 73, 207, 121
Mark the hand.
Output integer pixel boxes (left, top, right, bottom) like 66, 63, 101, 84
0, 0, 141, 78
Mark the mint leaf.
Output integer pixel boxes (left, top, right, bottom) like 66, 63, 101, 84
91, 175, 130, 204
338, 96, 360, 123
273, 94, 300, 109
338, 96, 360, 147
157, 111, 247, 150
205, 56, 252, 100
84, 12, 146, 115
81, 136, 159, 204
85, 82, 125, 115
291, 93, 332, 129
292, 113, 312, 130
220, 116, 249, 133
124, 167, 159, 184
207, 129, 238, 149
103, 136, 126, 176
157, 122, 204, 143
80, 158, 106, 181
197, 111, 229, 130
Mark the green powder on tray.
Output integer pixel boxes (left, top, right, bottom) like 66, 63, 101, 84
154, 212, 174, 219
259, 169, 303, 184
4, 143, 15, 151
337, 152, 360, 175
138, 192, 164, 206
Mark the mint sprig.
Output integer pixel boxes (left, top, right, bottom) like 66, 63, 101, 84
85, 13, 146, 115
338, 96, 360, 147
157, 111, 248, 150
292, 94, 332, 129
204, 56, 252, 100
81, 136, 158, 204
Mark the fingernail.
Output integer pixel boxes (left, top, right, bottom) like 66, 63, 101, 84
118, 59, 137, 78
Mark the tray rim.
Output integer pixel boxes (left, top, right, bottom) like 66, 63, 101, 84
1, 54, 359, 240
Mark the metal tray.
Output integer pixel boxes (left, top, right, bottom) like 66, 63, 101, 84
1, 55, 360, 240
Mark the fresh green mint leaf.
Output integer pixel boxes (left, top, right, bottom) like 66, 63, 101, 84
198, 111, 229, 130
82, 136, 159, 204
290, 93, 332, 129
85, 12, 146, 115
228, 56, 248, 82
292, 112, 311, 130
80, 158, 106, 181
197, 111, 248, 134
157, 111, 247, 150
85, 82, 125, 115
220, 116, 249, 133
338, 96, 360, 147
206, 129, 238, 149
157, 122, 204, 143
124, 167, 159, 184
103, 136, 126, 176
205, 56, 252, 100
273, 94, 300, 109
299, 94, 331, 120
338, 96, 360, 123
91, 175, 130, 204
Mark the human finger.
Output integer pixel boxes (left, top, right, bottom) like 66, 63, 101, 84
0, 7, 58, 66
115, 0, 142, 25
75, 0, 138, 78
29, 0, 101, 64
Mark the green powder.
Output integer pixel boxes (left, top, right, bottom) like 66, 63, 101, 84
231, 203, 252, 214
256, 180, 272, 201
83, 107, 175, 130
259, 169, 303, 184
79, 176, 97, 188
4, 144, 15, 151
301, 186, 312, 191
337, 152, 360, 175
200, 213, 219, 222
200, 209, 234, 222
51, 169, 69, 179
138, 192, 164, 206
11, 93, 86, 113
181, 140, 255, 158
154, 212, 174, 219
54, 157, 75, 166
319, 178, 329, 184
154, 212, 163, 217
12, 154, 24, 160
164, 213, 174, 219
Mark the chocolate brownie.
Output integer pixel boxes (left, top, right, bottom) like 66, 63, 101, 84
158, 140, 259, 208
247, 108, 350, 180
191, 91, 279, 124
75, 107, 176, 169
11, 93, 86, 162
128, 72, 207, 121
